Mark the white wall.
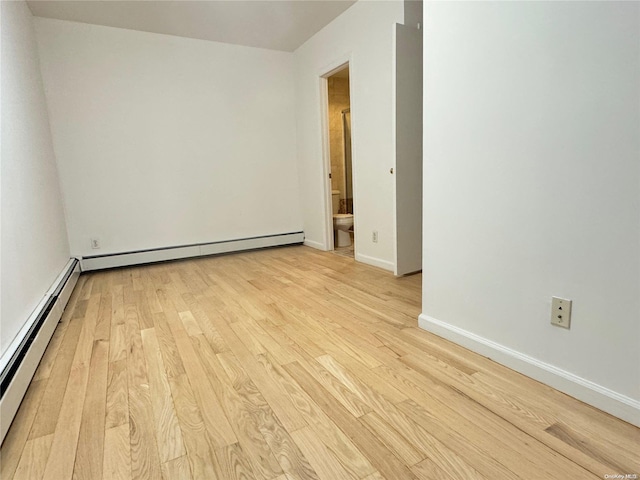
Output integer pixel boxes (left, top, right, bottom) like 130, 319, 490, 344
35, 18, 302, 257
294, 0, 404, 270
1, 1, 71, 356
422, 1, 640, 414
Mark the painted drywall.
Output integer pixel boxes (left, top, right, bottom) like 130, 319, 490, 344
34, 18, 302, 257
1, 1, 71, 356
294, 0, 404, 270
422, 1, 640, 403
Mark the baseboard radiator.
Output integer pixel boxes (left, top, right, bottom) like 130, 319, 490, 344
0, 258, 80, 443
80, 232, 305, 271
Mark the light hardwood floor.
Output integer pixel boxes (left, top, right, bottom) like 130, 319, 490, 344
1, 245, 638, 479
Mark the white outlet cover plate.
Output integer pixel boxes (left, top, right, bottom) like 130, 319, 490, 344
551, 297, 572, 329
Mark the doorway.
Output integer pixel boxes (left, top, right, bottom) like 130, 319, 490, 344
324, 65, 354, 258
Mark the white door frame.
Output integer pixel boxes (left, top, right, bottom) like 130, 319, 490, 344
318, 54, 355, 253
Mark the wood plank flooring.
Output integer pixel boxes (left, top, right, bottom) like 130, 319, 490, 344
1, 245, 638, 479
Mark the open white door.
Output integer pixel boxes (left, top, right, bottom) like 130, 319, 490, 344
394, 23, 423, 276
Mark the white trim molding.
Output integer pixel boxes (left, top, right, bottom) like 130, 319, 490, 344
419, 314, 640, 427
355, 253, 394, 272
1, 259, 80, 443
81, 232, 305, 271
303, 238, 328, 251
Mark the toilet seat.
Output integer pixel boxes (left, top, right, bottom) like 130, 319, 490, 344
333, 213, 354, 226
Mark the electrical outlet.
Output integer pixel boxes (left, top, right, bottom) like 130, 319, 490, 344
372, 231, 378, 243
90, 238, 101, 249
551, 297, 571, 329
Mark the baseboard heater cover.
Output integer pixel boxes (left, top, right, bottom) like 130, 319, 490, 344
80, 232, 305, 271
0, 258, 80, 443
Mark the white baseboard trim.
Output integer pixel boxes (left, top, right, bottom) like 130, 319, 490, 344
418, 314, 640, 427
355, 253, 394, 272
1, 259, 80, 443
303, 239, 328, 251
81, 232, 305, 271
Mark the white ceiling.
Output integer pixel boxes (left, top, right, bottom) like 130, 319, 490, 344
27, 0, 358, 52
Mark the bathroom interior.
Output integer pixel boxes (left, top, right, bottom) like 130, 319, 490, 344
328, 66, 354, 257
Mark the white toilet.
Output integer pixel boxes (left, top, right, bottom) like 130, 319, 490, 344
331, 190, 354, 247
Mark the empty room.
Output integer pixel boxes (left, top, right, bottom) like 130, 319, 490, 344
1, 0, 639, 479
